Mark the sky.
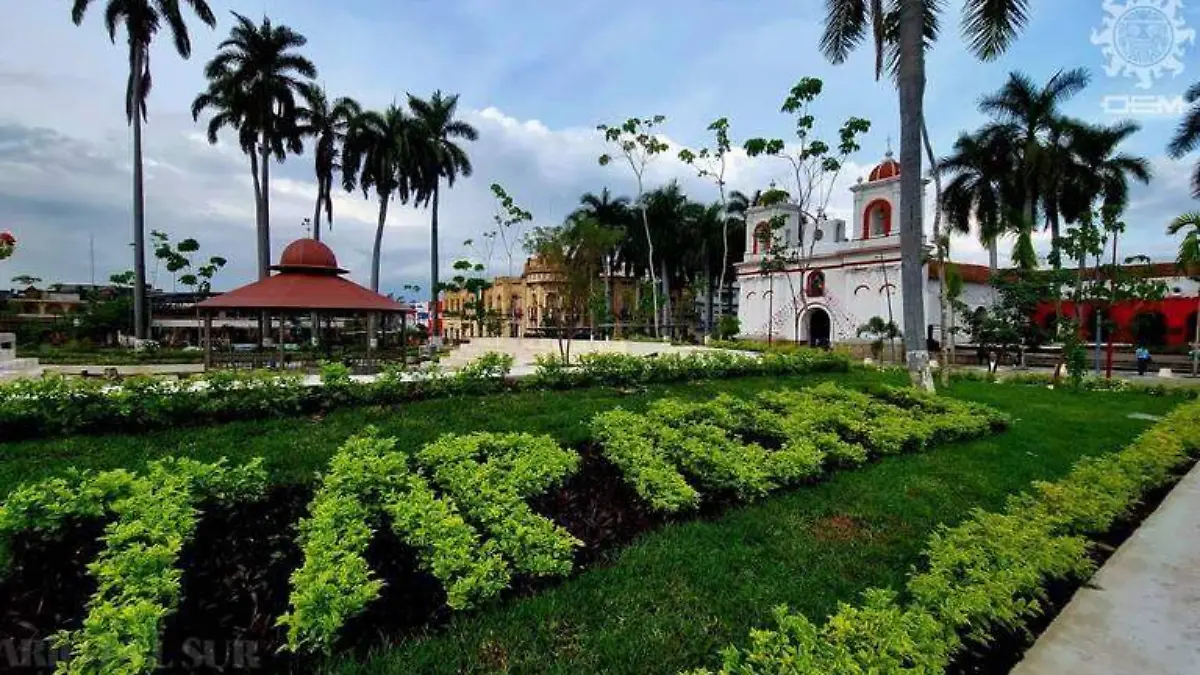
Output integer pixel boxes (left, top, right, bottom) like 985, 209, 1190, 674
0, 0, 1197, 299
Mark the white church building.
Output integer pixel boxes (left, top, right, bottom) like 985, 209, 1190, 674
735, 151, 989, 346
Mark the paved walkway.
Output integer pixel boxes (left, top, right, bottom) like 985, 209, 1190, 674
1011, 461, 1200, 675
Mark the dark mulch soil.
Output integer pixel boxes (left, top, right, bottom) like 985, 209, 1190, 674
0, 449, 670, 673
946, 458, 1197, 675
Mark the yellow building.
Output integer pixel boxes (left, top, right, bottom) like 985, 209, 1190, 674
440, 256, 638, 341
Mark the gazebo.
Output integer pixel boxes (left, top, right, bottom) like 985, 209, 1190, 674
197, 238, 412, 369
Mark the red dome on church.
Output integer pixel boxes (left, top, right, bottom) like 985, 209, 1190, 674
272, 238, 346, 274
868, 151, 901, 182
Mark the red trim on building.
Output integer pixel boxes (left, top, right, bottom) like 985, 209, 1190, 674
861, 199, 892, 239
1032, 298, 1198, 347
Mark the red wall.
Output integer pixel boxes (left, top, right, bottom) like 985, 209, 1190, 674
1033, 297, 1199, 346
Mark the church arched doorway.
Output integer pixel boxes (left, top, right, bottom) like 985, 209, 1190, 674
806, 307, 831, 347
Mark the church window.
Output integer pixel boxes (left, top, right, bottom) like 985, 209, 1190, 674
862, 199, 892, 239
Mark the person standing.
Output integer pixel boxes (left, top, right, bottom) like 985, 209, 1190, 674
1135, 345, 1151, 376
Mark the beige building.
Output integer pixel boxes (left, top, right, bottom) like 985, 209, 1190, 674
440, 256, 639, 341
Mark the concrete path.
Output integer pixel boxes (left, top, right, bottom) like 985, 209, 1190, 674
1011, 462, 1200, 675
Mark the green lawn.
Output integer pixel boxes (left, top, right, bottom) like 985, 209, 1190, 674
0, 372, 1182, 674
0, 370, 897, 497
323, 380, 1179, 674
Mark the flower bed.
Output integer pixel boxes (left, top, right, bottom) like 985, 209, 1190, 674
0, 349, 851, 442
685, 397, 1200, 675
593, 383, 1008, 513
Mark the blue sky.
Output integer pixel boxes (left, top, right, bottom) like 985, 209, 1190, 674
0, 0, 1196, 296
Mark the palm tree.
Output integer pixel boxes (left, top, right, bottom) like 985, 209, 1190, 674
573, 189, 633, 325
197, 12, 316, 281
71, 0, 217, 338
341, 105, 415, 295
820, 0, 1030, 389
641, 182, 691, 333
407, 91, 479, 342
1168, 212, 1200, 377
977, 68, 1091, 265
938, 126, 1020, 276
1168, 82, 1200, 199
298, 86, 361, 241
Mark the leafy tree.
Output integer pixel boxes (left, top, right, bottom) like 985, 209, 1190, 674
193, 12, 316, 281
1168, 212, 1200, 377
11, 275, 41, 288
492, 184, 534, 277
598, 115, 670, 337
441, 259, 494, 338
744, 77, 870, 344
525, 216, 622, 360
820, 0, 1031, 390
572, 188, 631, 330
408, 91, 479, 341
679, 117, 735, 327
1168, 82, 1200, 198
70, 0, 217, 338
857, 316, 901, 361
298, 86, 361, 241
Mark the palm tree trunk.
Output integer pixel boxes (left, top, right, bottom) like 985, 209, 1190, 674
259, 134, 271, 280
369, 194, 390, 345
312, 181, 323, 241
429, 182, 441, 342
897, 0, 933, 391
129, 45, 148, 340
639, 201, 660, 338
660, 259, 671, 339
922, 116, 950, 386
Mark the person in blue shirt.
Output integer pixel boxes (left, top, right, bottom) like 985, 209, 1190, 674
1135, 345, 1151, 376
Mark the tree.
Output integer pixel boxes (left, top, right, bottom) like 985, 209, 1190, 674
1168, 211, 1200, 377
408, 91, 479, 343
298, 86, 361, 241
598, 115, 671, 337
938, 126, 1018, 278
11, 275, 41, 288
978, 68, 1092, 266
441, 259, 494, 338
341, 105, 416, 297
744, 77, 870, 344
492, 184, 534, 277
195, 12, 316, 281
857, 315, 901, 361
70, 0, 217, 338
820, 0, 1031, 390
679, 118, 735, 329
1168, 82, 1200, 199
572, 188, 631, 332
525, 216, 622, 361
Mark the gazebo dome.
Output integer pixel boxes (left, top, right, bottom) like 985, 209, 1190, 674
868, 150, 900, 182
272, 238, 346, 274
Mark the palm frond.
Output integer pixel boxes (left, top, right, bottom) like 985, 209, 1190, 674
962, 0, 1029, 60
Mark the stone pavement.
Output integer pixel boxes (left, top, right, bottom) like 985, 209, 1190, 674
1011, 461, 1200, 675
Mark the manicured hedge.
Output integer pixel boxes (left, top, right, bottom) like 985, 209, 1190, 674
593, 384, 1007, 513
0, 458, 267, 675
281, 429, 579, 654
684, 398, 1200, 674
0, 349, 851, 441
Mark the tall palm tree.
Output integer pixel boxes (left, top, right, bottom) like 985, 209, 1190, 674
191, 80, 263, 228
1168, 82, 1200, 199
407, 91, 479, 341
1168, 212, 1200, 377
938, 126, 1021, 275
297, 86, 361, 241
341, 105, 415, 294
197, 12, 315, 280
977, 68, 1091, 265
820, 0, 1030, 388
573, 189, 633, 322
642, 182, 691, 332
71, 0, 217, 338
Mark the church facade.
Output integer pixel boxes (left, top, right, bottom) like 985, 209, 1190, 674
735, 151, 990, 346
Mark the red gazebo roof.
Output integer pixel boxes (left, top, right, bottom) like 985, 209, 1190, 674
197, 239, 410, 313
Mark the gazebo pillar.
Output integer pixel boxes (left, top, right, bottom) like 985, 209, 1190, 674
203, 312, 212, 370
278, 313, 285, 369
400, 310, 408, 366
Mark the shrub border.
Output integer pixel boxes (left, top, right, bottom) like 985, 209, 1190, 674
685, 398, 1200, 674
